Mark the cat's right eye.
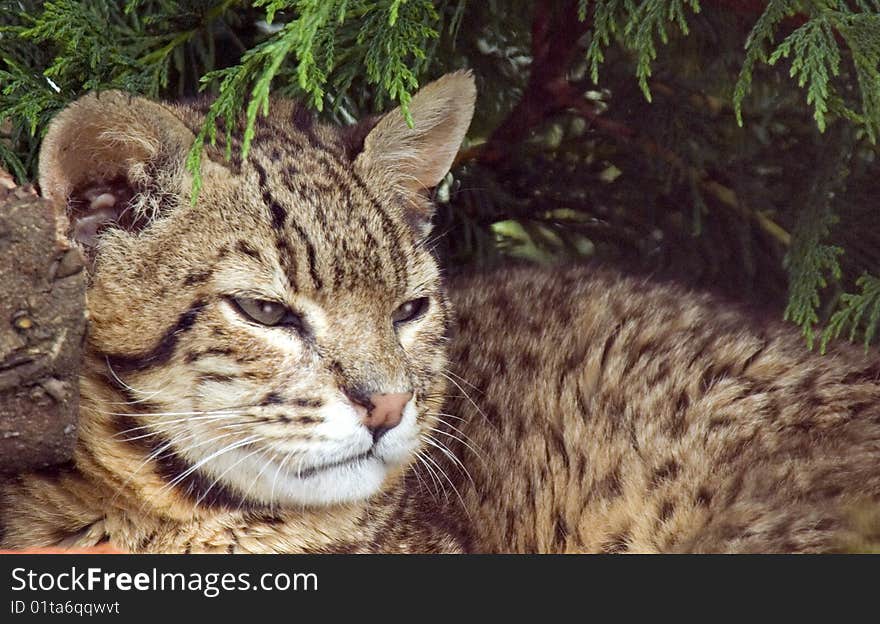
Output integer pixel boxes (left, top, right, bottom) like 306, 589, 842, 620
230, 296, 304, 330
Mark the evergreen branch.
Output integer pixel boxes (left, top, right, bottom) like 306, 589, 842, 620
821, 273, 880, 351
783, 205, 844, 349
186, 0, 441, 197
735, 2, 880, 141
767, 15, 839, 132
734, 0, 797, 128
782, 124, 854, 349
832, 12, 880, 142
581, 0, 701, 99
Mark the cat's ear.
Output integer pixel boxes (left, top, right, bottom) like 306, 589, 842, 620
39, 91, 196, 249
353, 70, 476, 226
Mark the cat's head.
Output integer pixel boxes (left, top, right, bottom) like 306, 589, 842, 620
38, 72, 475, 509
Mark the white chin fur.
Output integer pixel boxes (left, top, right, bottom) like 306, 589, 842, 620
196, 398, 421, 507
248, 453, 389, 506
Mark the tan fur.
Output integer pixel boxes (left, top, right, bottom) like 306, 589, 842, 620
438, 267, 880, 553
3, 72, 880, 553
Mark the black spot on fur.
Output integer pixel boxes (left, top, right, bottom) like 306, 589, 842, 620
696, 487, 713, 507
675, 390, 690, 413
590, 466, 623, 501
293, 398, 323, 409
554, 514, 569, 549
600, 531, 630, 553
651, 459, 681, 489
236, 240, 262, 261
658, 500, 676, 522
198, 373, 235, 384
261, 392, 285, 406
841, 361, 880, 385
548, 425, 569, 470
183, 269, 213, 286
599, 322, 623, 374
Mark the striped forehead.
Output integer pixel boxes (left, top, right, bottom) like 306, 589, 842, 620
245, 141, 414, 297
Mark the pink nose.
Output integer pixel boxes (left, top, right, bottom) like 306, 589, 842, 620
359, 392, 412, 442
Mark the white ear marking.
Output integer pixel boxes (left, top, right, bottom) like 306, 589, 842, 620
89, 192, 117, 211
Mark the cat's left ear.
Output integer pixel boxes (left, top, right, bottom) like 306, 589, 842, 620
38, 90, 199, 251
353, 70, 476, 231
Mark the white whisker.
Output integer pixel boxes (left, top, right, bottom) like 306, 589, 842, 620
440, 371, 496, 431
195, 438, 266, 507
104, 357, 153, 401
421, 434, 475, 488
415, 449, 446, 502
114, 416, 251, 441
426, 425, 486, 466
408, 461, 439, 503
160, 435, 262, 493
236, 444, 277, 512
425, 410, 467, 422
444, 368, 483, 393
109, 433, 191, 506
418, 446, 469, 516
270, 449, 298, 503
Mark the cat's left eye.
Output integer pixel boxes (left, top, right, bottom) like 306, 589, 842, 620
392, 297, 430, 325
231, 297, 303, 329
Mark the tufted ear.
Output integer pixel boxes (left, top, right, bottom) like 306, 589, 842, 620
39, 91, 196, 251
353, 70, 476, 227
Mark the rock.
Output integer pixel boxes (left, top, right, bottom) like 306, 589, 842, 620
0, 173, 85, 472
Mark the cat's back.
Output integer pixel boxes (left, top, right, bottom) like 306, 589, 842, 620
439, 264, 880, 553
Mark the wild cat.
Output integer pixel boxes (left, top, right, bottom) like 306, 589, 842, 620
2, 71, 880, 553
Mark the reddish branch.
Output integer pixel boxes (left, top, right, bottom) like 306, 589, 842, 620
476, 0, 590, 164
464, 0, 791, 246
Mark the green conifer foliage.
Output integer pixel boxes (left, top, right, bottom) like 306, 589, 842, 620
2, 1, 879, 349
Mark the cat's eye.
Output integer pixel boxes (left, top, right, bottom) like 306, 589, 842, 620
392, 297, 430, 325
231, 297, 304, 330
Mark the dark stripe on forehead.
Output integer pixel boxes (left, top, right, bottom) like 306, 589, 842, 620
252, 158, 324, 291
348, 169, 410, 293
275, 236, 298, 292
288, 220, 323, 291
183, 268, 213, 286
101, 299, 207, 374
252, 160, 287, 230
236, 240, 263, 262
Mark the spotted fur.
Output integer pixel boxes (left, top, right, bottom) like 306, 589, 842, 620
438, 267, 880, 553
3, 72, 880, 553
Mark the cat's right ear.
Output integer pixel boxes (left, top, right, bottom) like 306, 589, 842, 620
353, 71, 476, 233
39, 91, 198, 250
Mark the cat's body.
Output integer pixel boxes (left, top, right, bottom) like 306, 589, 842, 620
2, 73, 880, 553
440, 267, 880, 552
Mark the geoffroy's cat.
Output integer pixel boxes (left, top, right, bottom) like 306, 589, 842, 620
2, 72, 880, 553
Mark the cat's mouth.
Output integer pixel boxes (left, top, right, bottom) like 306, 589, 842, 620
196, 399, 422, 506
295, 450, 376, 479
